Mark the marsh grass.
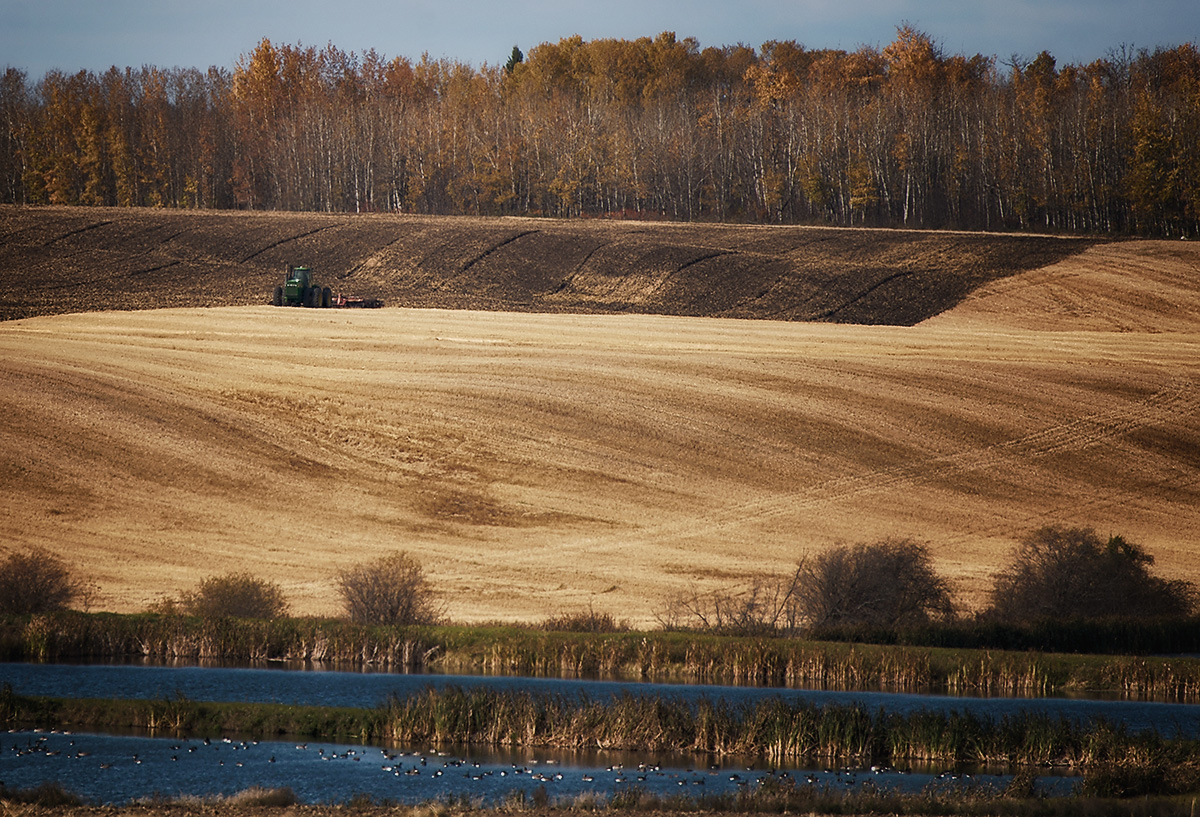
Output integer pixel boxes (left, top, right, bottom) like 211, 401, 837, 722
226, 787, 301, 807
151, 787, 299, 808
0, 780, 85, 807
2, 611, 442, 668
381, 685, 1200, 774
4, 611, 1200, 701
9, 683, 1192, 773
3, 692, 388, 742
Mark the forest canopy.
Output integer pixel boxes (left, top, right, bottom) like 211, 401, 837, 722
1, 27, 1197, 235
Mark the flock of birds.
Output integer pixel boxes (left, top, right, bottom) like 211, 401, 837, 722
5, 728, 976, 802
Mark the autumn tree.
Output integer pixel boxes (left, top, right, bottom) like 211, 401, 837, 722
1, 30, 1197, 235
0, 68, 30, 204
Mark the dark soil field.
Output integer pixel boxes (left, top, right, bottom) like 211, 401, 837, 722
1, 206, 1197, 623
0, 206, 1094, 323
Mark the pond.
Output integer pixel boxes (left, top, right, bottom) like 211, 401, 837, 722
1, 661, 1192, 804
3, 662, 1198, 737
0, 729, 1066, 805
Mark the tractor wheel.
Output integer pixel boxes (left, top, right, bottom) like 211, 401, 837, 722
305, 286, 317, 307
272, 285, 283, 306
322, 287, 332, 308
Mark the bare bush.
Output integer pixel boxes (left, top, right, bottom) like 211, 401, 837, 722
794, 539, 954, 629
178, 572, 289, 620
0, 547, 82, 615
656, 573, 803, 635
542, 604, 629, 633
335, 551, 442, 626
986, 526, 1195, 622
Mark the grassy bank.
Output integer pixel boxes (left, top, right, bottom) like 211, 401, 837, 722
3, 612, 1200, 701
811, 615, 1200, 656
8, 782, 1200, 817
9, 781, 1200, 817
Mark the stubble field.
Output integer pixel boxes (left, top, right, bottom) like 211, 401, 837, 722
1, 207, 1197, 624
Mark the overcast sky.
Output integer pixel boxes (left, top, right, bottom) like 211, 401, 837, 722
2, 0, 1197, 78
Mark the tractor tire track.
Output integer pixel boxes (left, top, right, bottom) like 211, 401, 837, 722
577, 376, 1200, 553
339, 231, 410, 279
817, 270, 916, 321
552, 240, 611, 294
41, 220, 114, 247
239, 225, 339, 263
460, 230, 540, 273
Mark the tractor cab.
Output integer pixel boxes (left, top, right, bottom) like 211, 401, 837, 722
284, 265, 313, 299
273, 264, 329, 307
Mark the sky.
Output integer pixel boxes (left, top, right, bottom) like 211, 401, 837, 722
2, 0, 1197, 79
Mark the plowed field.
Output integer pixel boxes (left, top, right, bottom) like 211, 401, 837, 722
2, 207, 1197, 624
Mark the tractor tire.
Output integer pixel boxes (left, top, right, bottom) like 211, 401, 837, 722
273, 285, 283, 306
322, 287, 332, 308
305, 286, 317, 308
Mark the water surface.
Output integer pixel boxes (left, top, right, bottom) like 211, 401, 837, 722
3, 662, 1197, 737
1, 729, 1064, 805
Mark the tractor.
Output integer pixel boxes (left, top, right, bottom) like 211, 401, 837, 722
273, 265, 331, 308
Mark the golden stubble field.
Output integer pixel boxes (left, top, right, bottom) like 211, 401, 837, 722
1, 237, 1198, 625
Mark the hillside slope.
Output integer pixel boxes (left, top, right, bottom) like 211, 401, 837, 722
0, 207, 1094, 324
0, 209, 1196, 624
925, 239, 1200, 333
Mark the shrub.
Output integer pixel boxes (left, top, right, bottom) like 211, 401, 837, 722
542, 604, 628, 633
178, 572, 289, 620
335, 551, 442, 626
225, 787, 299, 807
986, 526, 1195, 622
0, 547, 81, 615
0, 780, 85, 807
656, 573, 802, 635
793, 538, 954, 629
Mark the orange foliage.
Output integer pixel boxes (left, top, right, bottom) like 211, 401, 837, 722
3, 29, 1199, 234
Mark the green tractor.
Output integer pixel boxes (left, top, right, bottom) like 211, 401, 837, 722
272, 265, 331, 308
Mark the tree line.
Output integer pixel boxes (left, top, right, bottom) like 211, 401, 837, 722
2, 28, 1198, 235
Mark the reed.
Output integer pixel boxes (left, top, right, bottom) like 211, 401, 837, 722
1, 611, 442, 668
381, 685, 1200, 772
14, 682, 1130, 769
8, 681, 1196, 787
2, 690, 388, 742
4, 612, 1200, 702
